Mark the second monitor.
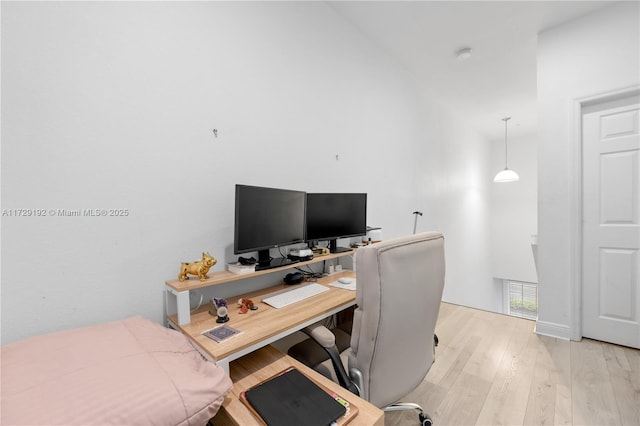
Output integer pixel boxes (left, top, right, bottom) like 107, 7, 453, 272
306, 193, 367, 253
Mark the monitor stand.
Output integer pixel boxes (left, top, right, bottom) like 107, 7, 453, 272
256, 249, 298, 271
329, 239, 352, 254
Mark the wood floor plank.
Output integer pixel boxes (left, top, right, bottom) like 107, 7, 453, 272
433, 372, 492, 426
428, 306, 481, 386
437, 334, 482, 390
435, 301, 457, 324
475, 319, 539, 425
462, 310, 516, 383
523, 334, 572, 426
603, 344, 640, 425
554, 383, 573, 426
571, 339, 622, 426
623, 345, 640, 391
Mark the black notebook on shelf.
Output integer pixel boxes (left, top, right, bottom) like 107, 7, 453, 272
242, 367, 346, 426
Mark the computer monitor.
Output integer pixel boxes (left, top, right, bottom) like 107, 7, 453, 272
306, 193, 367, 253
234, 184, 306, 270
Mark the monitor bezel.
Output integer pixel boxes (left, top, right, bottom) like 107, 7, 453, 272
233, 184, 307, 256
305, 192, 367, 247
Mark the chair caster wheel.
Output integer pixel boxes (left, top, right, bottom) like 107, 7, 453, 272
419, 413, 433, 426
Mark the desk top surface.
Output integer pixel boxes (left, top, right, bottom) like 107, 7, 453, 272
217, 345, 384, 426
167, 271, 356, 361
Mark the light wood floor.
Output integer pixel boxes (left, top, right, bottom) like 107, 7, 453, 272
385, 303, 640, 426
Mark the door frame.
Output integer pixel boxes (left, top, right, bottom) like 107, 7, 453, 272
569, 85, 640, 341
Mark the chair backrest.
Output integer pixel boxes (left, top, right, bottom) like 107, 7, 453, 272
348, 232, 445, 407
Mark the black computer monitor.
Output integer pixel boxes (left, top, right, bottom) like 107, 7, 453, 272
234, 184, 306, 270
306, 193, 367, 253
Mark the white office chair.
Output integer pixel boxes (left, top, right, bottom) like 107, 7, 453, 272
289, 232, 446, 425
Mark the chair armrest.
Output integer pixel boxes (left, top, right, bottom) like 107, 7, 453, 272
302, 323, 360, 396
303, 323, 335, 348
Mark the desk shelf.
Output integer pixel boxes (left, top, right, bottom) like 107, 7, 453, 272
165, 250, 353, 292
165, 250, 355, 326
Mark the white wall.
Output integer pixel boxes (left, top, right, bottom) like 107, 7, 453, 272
491, 132, 538, 284
537, 1, 639, 338
1, 2, 495, 343
434, 106, 498, 313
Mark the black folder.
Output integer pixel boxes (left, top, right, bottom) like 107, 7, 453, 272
243, 367, 347, 426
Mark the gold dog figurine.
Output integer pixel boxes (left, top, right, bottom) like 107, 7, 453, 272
178, 252, 217, 282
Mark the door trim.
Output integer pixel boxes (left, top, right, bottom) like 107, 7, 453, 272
569, 85, 640, 341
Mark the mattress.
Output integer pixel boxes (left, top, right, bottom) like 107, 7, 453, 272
1, 316, 232, 425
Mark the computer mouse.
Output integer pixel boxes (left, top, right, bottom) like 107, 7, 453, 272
338, 277, 353, 284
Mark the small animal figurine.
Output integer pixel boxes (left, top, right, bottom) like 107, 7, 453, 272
178, 252, 217, 282
237, 298, 258, 314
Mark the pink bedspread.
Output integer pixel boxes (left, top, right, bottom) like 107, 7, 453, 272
1, 316, 232, 425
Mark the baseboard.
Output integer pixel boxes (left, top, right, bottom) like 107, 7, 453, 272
535, 320, 571, 340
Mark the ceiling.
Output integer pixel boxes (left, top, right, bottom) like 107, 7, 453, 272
328, 1, 615, 142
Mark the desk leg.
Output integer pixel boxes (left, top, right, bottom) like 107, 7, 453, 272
216, 358, 230, 375
166, 286, 192, 325
176, 290, 191, 325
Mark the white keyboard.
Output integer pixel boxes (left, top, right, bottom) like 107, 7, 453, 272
262, 283, 330, 309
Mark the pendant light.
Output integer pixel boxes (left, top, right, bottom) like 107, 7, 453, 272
494, 117, 519, 183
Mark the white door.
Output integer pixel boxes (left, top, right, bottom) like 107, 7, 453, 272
582, 98, 640, 349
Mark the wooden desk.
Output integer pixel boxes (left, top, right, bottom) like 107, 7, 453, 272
167, 271, 357, 372
166, 251, 355, 325
212, 345, 384, 426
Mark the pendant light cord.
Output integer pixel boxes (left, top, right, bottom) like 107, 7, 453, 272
503, 117, 510, 169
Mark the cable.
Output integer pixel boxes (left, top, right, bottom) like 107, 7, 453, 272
294, 266, 323, 280
190, 290, 203, 312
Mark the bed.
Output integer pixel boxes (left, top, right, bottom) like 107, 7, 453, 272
1, 316, 232, 425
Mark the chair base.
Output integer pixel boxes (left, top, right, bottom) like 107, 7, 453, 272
383, 403, 433, 426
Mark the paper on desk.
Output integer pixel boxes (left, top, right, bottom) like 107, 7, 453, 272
328, 280, 356, 291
